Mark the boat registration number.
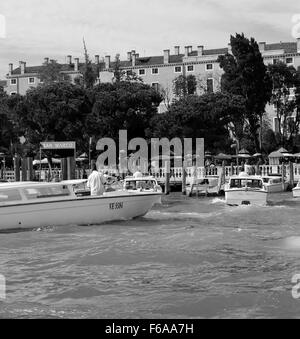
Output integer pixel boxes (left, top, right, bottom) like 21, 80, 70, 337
109, 202, 124, 210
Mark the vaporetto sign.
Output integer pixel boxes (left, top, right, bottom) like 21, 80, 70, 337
40, 142, 76, 150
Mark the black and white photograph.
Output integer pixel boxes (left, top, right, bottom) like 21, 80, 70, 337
1, 0, 300, 323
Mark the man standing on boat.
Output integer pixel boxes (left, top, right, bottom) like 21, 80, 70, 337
87, 164, 105, 196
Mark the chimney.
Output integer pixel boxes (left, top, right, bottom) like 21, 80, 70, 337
185, 46, 189, 57
188, 46, 193, 54
297, 38, 300, 53
228, 43, 232, 54
197, 45, 204, 56
19, 61, 26, 74
67, 55, 72, 64
127, 52, 132, 61
105, 55, 111, 70
174, 46, 180, 55
132, 53, 136, 67
9, 63, 13, 76
135, 53, 139, 59
44, 57, 49, 65
259, 42, 266, 53
95, 55, 100, 64
164, 49, 170, 64
74, 58, 79, 72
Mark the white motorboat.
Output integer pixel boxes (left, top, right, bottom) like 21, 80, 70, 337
293, 181, 300, 198
123, 176, 162, 193
0, 180, 162, 231
225, 173, 268, 206
262, 175, 289, 193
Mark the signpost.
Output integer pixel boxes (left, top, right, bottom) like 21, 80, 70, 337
40, 141, 76, 181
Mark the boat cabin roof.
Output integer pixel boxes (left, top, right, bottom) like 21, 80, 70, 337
0, 180, 87, 190
125, 176, 157, 181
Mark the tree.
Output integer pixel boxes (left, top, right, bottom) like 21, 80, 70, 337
173, 75, 197, 99
150, 93, 233, 153
218, 33, 272, 152
82, 39, 99, 89
86, 81, 162, 142
0, 93, 18, 155
113, 54, 143, 84
267, 62, 297, 147
38, 60, 70, 84
11, 82, 92, 155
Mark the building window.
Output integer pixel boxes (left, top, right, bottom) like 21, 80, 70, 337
187, 65, 194, 72
174, 66, 182, 73
207, 78, 214, 93
10, 78, 17, 85
28, 77, 35, 84
151, 83, 160, 91
10, 92, 17, 96
206, 63, 213, 71
273, 59, 278, 65
286, 57, 294, 65
139, 69, 146, 76
152, 68, 159, 75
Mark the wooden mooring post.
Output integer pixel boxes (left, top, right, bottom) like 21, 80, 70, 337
164, 161, 170, 195
182, 163, 187, 195
289, 161, 294, 189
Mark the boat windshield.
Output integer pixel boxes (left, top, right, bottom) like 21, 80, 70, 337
0, 189, 22, 203
230, 179, 263, 189
23, 185, 71, 200
125, 180, 156, 190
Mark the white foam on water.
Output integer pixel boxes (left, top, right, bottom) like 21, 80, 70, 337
211, 198, 226, 204
282, 236, 300, 250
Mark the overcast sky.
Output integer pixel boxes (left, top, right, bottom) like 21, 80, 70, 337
0, 0, 299, 78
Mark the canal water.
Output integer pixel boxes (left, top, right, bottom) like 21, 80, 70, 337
0, 192, 300, 319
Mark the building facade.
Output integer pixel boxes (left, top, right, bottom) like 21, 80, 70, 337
4, 39, 300, 131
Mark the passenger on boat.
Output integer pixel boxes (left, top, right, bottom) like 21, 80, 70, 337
133, 170, 143, 178
87, 164, 105, 196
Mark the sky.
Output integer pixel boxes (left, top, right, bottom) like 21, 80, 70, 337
0, 0, 299, 78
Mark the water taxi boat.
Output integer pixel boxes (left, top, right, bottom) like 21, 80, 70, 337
124, 176, 162, 193
293, 181, 300, 198
0, 180, 162, 231
225, 173, 268, 206
262, 175, 289, 193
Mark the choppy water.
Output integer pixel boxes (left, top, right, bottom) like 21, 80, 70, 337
1, 192, 300, 319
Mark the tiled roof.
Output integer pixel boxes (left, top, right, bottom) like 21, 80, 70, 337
265, 42, 297, 54
8, 42, 299, 75
10, 63, 101, 75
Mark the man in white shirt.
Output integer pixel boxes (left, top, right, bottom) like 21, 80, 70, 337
87, 164, 105, 196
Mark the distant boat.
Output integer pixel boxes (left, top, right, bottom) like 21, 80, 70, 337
0, 180, 162, 231
293, 181, 300, 198
225, 173, 268, 206
262, 175, 289, 193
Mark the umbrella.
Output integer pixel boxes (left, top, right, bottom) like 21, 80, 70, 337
277, 147, 288, 153
236, 149, 251, 159
214, 153, 232, 160
33, 158, 61, 166
269, 151, 284, 158
253, 153, 262, 157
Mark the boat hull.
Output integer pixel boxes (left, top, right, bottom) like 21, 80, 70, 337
225, 189, 268, 206
0, 192, 161, 231
293, 188, 300, 198
265, 183, 289, 193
